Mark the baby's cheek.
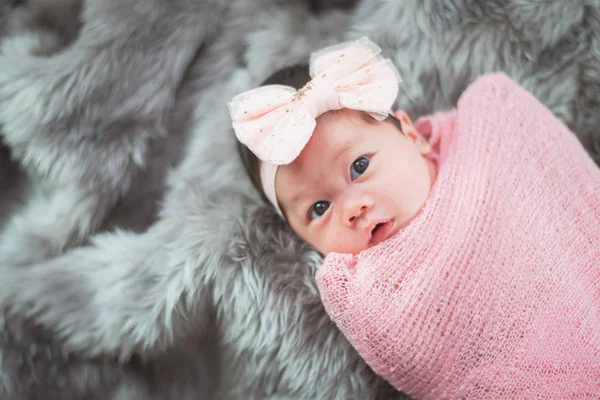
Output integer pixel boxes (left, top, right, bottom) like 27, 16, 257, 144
326, 229, 362, 255
322, 228, 342, 253
328, 231, 343, 248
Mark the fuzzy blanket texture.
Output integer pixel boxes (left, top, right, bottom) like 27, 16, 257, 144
0, 1, 599, 399
317, 73, 600, 399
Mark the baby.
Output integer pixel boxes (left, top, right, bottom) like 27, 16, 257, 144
233, 38, 435, 256
230, 38, 600, 399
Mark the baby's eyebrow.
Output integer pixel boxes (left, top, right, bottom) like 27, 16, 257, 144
288, 191, 302, 204
285, 189, 309, 217
331, 138, 355, 164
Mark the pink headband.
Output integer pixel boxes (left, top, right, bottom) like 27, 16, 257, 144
228, 37, 401, 216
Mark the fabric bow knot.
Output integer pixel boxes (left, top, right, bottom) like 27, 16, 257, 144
228, 37, 402, 165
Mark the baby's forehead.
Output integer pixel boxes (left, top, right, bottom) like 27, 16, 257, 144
311, 109, 373, 146
317, 108, 374, 129
278, 110, 381, 181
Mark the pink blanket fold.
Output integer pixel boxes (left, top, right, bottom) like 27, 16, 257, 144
316, 73, 600, 399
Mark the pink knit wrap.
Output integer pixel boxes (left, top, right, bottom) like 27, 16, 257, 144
315, 73, 600, 399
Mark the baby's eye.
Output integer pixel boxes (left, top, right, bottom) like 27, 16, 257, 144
350, 155, 370, 180
310, 201, 330, 220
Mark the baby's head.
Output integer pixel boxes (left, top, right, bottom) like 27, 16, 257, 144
232, 39, 437, 255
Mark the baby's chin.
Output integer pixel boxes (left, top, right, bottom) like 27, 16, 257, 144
317, 242, 365, 257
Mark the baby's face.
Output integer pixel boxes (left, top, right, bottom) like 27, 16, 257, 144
275, 109, 437, 255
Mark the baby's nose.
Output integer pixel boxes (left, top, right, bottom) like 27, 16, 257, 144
342, 191, 373, 225
346, 205, 367, 224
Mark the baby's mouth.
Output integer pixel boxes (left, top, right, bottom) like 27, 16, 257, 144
369, 220, 395, 246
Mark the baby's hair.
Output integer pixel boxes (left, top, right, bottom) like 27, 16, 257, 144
236, 63, 404, 206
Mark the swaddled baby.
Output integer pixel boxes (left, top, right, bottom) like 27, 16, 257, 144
229, 38, 600, 399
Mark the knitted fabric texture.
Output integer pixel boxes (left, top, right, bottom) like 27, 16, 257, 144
315, 73, 600, 399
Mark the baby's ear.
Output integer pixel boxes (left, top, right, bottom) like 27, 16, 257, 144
394, 110, 432, 155
394, 110, 415, 128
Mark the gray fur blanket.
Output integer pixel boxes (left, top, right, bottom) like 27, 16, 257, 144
0, 0, 598, 399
